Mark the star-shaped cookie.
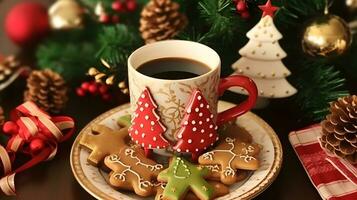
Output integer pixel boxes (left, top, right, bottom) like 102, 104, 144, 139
158, 156, 214, 200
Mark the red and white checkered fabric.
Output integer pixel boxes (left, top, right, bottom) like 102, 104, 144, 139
289, 125, 357, 200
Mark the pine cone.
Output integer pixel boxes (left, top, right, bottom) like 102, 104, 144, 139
321, 95, 357, 164
0, 55, 21, 82
24, 69, 68, 113
140, 0, 187, 44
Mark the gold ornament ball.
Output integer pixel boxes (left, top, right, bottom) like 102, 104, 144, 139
49, 0, 84, 30
346, 0, 357, 13
302, 14, 352, 57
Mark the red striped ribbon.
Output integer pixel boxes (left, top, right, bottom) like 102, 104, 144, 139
0, 101, 75, 195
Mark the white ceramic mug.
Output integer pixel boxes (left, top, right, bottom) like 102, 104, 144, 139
128, 40, 257, 142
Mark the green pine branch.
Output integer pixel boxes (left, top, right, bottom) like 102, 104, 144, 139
96, 24, 143, 81
197, 0, 241, 44
36, 21, 101, 81
292, 61, 349, 121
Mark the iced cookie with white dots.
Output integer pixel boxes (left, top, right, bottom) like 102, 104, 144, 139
173, 89, 219, 161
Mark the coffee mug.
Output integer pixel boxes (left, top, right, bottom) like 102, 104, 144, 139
128, 40, 257, 142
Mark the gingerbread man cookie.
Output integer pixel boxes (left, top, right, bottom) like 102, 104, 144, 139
158, 156, 214, 200
79, 125, 129, 166
198, 137, 260, 185
155, 181, 229, 200
104, 146, 164, 197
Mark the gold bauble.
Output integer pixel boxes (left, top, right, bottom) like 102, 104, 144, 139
49, 0, 84, 30
346, 0, 357, 13
302, 14, 352, 57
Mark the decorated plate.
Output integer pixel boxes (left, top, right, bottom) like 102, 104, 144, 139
70, 101, 282, 200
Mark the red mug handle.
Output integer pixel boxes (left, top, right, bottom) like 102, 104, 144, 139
216, 75, 258, 126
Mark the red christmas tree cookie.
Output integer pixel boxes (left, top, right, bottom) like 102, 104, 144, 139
128, 87, 169, 156
173, 89, 219, 161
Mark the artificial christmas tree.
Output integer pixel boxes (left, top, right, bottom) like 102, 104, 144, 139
231, 0, 297, 99
173, 89, 219, 161
128, 87, 169, 157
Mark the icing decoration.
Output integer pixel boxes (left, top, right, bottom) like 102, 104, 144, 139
204, 164, 248, 183
79, 125, 129, 166
129, 87, 169, 157
104, 147, 163, 197
157, 156, 214, 200
173, 89, 219, 161
198, 137, 260, 185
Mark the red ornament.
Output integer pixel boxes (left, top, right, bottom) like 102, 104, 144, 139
76, 81, 113, 101
128, 87, 169, 157
173, 89, 219, 161
88, 83, 98, 94
81, 82, 91, 90
99, 13, 111, 23
112, 1, 124, 12
236, 1, 247, 12
125, 0, 137, 12
29, 138, 45, 152
111, 15, 120, 23
241, 11, 250, 19
2, 122, 18, 135
4, 2, 49, 46
99, 84, 109, 94
76, 88, 86, 97
259, 0, 278, 17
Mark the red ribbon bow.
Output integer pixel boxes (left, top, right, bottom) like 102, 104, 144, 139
0, 101, 75, 195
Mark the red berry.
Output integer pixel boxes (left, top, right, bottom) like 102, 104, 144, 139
99, 85, 108, 94
30, 138, 45, 152
241, 11, 250, 19
99, 13, 111, 23
3, 121, 18, 135
112, 1, 124, 12
236, 1, 247, 12
102, 93, 112, 101
76, 88, 86, 97
111, 15, 120, 23
81, 82, 91, 90
125, 0, 137, 12
88, 84, 98, 94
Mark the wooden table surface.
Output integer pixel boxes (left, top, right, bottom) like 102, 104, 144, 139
0, 0, 324, 199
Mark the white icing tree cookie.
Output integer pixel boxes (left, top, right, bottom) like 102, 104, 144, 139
231, 0, 297, 98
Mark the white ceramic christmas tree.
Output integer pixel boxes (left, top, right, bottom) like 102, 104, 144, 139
231, 0, 297, 99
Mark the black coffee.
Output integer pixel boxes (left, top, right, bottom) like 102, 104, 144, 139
137, 57, 211, 80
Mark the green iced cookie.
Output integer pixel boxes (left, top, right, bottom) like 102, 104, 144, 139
158, 156, 214, 200
117, 115, 131, 127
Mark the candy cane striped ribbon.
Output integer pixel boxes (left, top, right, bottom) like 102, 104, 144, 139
0, 101, 75, 196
